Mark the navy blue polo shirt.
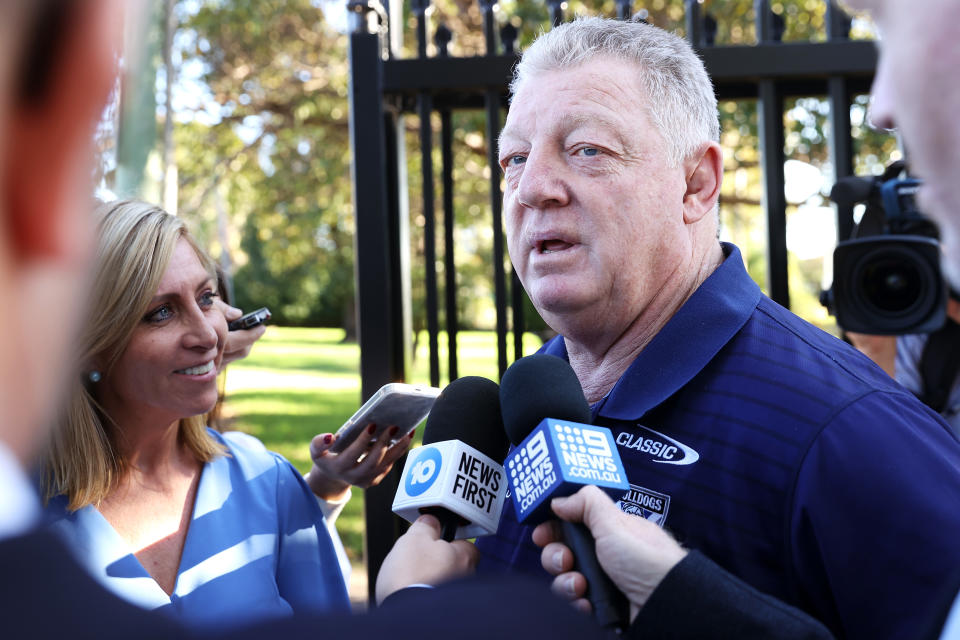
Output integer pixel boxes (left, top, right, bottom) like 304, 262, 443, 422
476, 243, 960, 640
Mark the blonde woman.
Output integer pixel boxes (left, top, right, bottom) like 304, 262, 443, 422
41, 200, 409, 629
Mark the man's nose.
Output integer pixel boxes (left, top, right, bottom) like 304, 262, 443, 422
516, 150, 571, 210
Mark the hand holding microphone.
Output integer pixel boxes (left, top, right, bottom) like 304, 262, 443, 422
377, 376, 509, 603
500, 354, 630, 632
532, 485, 688, 625
375, 513, 480, 604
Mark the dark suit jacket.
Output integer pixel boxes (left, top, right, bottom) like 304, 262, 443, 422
0, 529, 607, 639
632, 551, 834, 640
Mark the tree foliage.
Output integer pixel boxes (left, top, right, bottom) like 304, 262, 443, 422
163, 0, 894, 336
176, 0, 354, 328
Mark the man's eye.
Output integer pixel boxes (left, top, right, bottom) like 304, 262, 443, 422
576, 147, 599, 157
506, 155, 526, 166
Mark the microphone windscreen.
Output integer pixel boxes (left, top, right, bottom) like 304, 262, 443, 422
500, 354, 591, 445
830, 175, 875, 207
422, 376, 509, 462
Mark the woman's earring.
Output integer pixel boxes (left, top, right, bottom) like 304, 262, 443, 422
88, 371, 102, 383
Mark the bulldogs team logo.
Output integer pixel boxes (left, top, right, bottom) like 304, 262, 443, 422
617, 484, 671, 527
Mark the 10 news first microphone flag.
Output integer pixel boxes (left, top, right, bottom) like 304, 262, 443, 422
392, 376, 509, 540
393, 439, 507, 539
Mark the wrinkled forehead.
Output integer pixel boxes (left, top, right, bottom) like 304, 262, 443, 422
154, 237, 217, 293
503, 63, 649, 139
509, 57, 647, 116
513, 52, 643, 95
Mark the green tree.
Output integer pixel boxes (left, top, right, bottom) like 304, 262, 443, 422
176, 0, 355, 328
166, 0, 894, 339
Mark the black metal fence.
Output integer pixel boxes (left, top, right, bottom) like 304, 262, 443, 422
347, 0, 876, 598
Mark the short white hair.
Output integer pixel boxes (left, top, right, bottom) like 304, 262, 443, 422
512, 16, 719, 166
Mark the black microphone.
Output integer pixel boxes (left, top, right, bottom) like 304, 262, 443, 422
392, 376, 510, 542
500, 354, 629, 632
830, 175, 875, 208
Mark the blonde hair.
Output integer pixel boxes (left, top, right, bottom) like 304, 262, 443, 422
512, 16, 719, 167
43, 200, 225, 509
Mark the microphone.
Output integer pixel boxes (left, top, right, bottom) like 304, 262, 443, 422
830, 175, 875, 208
392, 376, 510, 541
500, 354, 629, 632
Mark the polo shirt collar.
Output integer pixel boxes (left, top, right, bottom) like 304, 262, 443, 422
542, 242, 761, 421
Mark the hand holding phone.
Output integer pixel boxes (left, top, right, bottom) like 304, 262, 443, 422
228, 307, 271, 331
307, 418, 416, 500
221, 306, 269, 369
330, 383, 441, 453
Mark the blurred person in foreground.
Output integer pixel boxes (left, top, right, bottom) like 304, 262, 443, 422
0, 2, 600, 638
474, 15, 960, 640
839, 0, 960, 636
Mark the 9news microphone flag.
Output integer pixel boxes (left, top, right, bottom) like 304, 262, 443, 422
392, 376, 510, 541
500, 354, 629, 632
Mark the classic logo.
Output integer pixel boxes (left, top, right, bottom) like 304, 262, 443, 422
405, 447, 442, 496
615, 425, 699, 465
617, 484, 671, 527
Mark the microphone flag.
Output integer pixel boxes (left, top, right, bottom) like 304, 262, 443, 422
505, 418, 628, 525
393, 440, 507, 539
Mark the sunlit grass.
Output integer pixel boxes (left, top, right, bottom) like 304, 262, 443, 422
220, 326, 542, 574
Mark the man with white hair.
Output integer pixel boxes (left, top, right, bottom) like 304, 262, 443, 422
476, 16, 960, 639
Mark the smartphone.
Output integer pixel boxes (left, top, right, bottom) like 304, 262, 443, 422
228, 307, 271, 331
330, 383, 442, 453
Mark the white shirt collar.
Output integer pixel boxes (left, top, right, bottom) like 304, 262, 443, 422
0, 441, 40, 541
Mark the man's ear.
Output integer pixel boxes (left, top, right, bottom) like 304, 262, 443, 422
682, 141, 723, 225
2, 0, 120, 261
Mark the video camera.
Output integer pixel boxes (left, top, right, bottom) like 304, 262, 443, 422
821, 162, 947, 334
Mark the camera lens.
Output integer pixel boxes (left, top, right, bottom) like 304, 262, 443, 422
832, 235, 945, 333
851, 243, 937, 323
860, 258, 922, 313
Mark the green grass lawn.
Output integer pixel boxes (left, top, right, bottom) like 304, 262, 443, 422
220, 326, 542, 573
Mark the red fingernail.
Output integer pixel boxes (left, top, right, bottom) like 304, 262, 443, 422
408, 429, 416, 439
367, 424, 376, 435
323, 434, 333, 444
389, 426, 399, 437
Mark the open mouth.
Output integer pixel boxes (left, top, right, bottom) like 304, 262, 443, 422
537, 239, 574, 254
175, 361, 215, 376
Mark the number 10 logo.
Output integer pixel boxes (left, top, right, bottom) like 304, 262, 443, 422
405, 447, 442, 496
